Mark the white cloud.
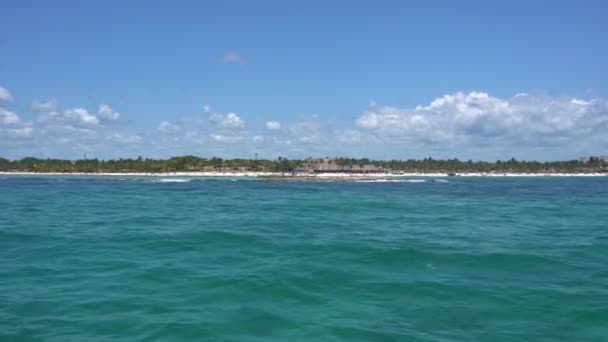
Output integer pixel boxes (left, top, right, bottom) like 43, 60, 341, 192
355, 92, 608, 147
210, 112, 245, 129
63, 108, 100, 126
107, 133, 142, 144
157, 121, 180, 133
56, 137, 72, 145
265, 121, 281, 130
33, 104, 111, 130
335, 129, 365, 143
31, 99, 59, 113
34, 105, 102, 142
356, 112, 380, 129
42, 124, 97, 137
289, 118, 323, 144
570, 98, 590, 106
221, 50, 245, 64
3, 88, 608, 160
0, 106, 33, 139
98, 104, 120, 121
0, 108, 21, 126
209, 133, 245, 143
0, 87, 13, 102
6, 127, 33, 139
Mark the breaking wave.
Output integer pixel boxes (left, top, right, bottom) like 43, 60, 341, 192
150, 178, 192, 183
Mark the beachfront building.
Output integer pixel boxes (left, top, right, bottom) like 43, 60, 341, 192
579, 156, 608, 163
296, 157, 385, 173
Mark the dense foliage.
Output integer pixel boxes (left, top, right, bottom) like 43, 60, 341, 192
0, 156, 606, 173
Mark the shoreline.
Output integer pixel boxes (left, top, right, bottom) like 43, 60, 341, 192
1, 171, 606, 178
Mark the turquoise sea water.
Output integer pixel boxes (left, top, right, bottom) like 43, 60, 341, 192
1, 176, 607, 341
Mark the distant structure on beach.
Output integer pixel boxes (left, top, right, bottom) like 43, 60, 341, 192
579, 156, 608, 163
1, 155, 606, 174
297, 157, 385, 173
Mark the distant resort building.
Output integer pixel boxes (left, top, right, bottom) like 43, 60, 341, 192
296, 157, 385, 173
311, 164, 385, 173
579, 156, 608, 163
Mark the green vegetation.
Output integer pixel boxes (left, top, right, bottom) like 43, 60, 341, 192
0, 156, 606, 173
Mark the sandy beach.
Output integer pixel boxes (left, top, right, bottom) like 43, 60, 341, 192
1, 171, 605, 178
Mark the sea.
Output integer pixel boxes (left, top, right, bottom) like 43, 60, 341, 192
1, 175, 607, 341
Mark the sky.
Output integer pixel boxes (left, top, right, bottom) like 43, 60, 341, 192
1, 0, 607, 161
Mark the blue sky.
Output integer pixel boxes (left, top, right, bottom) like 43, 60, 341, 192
1, 0, 607, 160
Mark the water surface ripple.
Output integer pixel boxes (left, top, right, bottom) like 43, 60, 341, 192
1, 176, 607, 341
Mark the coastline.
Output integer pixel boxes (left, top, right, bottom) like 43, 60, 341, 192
1, 171, 606, 178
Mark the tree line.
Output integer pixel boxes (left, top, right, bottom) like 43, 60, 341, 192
0, 155, 606, 173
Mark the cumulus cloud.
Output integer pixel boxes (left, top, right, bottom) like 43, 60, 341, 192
158, 121, 180, 133
335, 129, 366, 143
208, 132, 265, 144
27, 102, 125, 154
107, 133, 142, 144
204, 107, 248, 145
289, 119, 323, 144
3, 88, 608, 160
63, 108, 100, 126
221, 50, 245, 64
209, 133, 245, 143
31, 99, 59, 113
41, 124, 97, 137
210, 112, 245, 129
6, 127, 33, 139
0, 87, 13, 102
0, 108, 21, 126
35, 105, 101, 128
33, 102, 119, 128
265, 121, 281, 130
355, 91, 608, 149
98, 104, 120, 121
0, 107, 33, 140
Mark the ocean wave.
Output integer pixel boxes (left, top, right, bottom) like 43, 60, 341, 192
2, 177, 606, 341
355, 179, 400, 183
354, 179, 427, 183
150, 178, 192, 183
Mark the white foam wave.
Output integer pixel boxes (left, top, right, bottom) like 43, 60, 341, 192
355, 179, 397, 183
152, 178, 192, 183
355, 179, 427, 183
